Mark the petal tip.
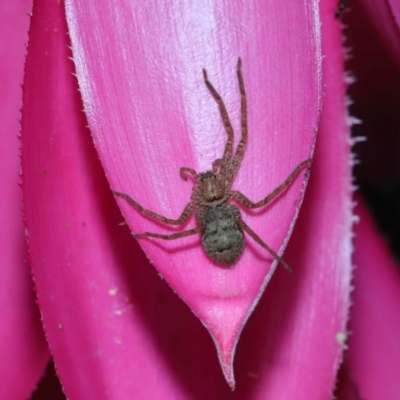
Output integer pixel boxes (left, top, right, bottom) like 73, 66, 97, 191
219, 351, 236, 390
212, 332, 237, 389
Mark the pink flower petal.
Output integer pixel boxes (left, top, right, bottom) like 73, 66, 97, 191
239, 0, 354, 395
0, 1, 50, 397
66, 0, 321, 384
21, 2, 173, 398
391, 0, 400, 30
356, 0, 400, 68
342, 199, 400, 399
22, 0, 353, 397
344, 0, 400, 186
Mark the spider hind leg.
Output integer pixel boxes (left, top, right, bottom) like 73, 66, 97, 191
235, 216, 293, 273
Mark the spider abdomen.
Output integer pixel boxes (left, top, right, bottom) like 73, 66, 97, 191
197, 205, 245, 266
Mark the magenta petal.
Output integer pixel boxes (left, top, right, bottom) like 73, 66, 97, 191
356, 0, 400, 68
66, 1, 321, 384
236, 0, 354, 395
0, 1, 50, 397
21, 0, 353, 396
391, 0, 400, 30
21, 2, 237, 398
21, 2, 159, 398
343, 199, 400, 399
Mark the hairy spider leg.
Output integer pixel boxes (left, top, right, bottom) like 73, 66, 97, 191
134, 226, 202, 240
231, 158, 312, 209
229, 58, 248, 182
235, 217, 293, 273
180, 167, 198, 181
113, 191, 195, 225
202, 68, 234, 172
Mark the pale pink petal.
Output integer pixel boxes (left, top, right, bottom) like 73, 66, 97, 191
355, 0, 400, 68
0, 1, 50, 397
66, 0, 322, 385
342, 199, 400, 399
22, 2, 234, 398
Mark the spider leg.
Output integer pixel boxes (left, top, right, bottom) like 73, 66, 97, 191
134, 226, 202, 240
113, 191, 195, 225
231, 158, 312, 209
235, 217, 292, 273
203, 67, 234, 168
180, 167, 198, 181
212, 158, 222, 173
230, 58, 248, 179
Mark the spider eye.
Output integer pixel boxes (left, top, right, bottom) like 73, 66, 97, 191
200, 171, 215, 181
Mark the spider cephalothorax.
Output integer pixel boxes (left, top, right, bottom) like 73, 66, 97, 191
114, 59, 311, 271
193, 172, 228, 204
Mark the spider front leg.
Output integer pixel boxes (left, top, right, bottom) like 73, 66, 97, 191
203, 67, 234, 169
113, 191, 195, 225
180, 167, 198, 181
230, 58, 248, 179
212, 159, 223, 173
235, 216, 293, 273
134, 226, 202, 240
231, 158, 312, 209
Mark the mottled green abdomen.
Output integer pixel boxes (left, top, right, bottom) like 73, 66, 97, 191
197, 205, 244, 266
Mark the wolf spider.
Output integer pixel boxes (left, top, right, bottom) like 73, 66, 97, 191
113, 59, 311, 272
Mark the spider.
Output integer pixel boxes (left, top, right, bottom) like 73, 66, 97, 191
113, 59, 311, 272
